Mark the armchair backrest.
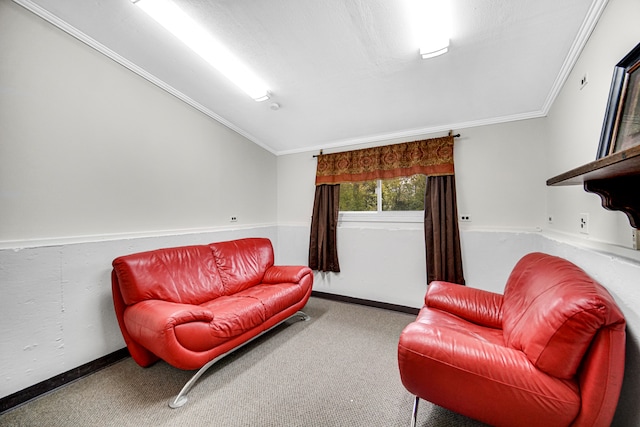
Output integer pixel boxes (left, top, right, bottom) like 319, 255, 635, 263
501, 252, 625, 379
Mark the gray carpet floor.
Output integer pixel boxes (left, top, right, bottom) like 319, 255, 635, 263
0, 297, 487, 426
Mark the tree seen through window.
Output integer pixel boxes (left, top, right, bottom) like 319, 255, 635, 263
339, 174, 426, 212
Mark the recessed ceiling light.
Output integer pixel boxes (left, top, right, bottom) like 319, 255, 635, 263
131, 0, 270, 101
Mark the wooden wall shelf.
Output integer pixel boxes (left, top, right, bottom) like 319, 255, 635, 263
547, 144, 640, 229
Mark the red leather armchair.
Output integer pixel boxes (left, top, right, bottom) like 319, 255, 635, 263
398, 252, 626, 427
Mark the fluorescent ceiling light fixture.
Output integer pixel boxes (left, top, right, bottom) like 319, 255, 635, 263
132, 0, 270, 101
407, 0, 451, 59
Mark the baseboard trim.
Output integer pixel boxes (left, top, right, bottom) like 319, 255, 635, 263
0, 347, 130, 414
311, 291, 420, 315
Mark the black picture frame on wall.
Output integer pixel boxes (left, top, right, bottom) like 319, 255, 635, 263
597, 41, 640, 159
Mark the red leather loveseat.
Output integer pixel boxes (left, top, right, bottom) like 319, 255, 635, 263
111, 237, 313, 408
398, 252, 626, 427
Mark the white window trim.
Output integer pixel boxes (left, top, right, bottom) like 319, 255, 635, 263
339, 210, 424, 223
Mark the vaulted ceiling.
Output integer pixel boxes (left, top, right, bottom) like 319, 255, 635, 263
18, 0, 604, 154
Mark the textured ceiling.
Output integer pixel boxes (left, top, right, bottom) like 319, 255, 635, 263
18, 0, 604, 154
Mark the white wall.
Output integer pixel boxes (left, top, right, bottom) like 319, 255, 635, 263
545, 0, 640, 249
0, 0, 277, 244
0, 0, 278, 399
542, 1, 640, 423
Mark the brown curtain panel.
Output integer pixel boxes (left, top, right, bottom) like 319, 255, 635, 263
424, 175, 465, 285
308, 184, 341, 272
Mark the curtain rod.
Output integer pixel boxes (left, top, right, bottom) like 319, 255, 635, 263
313, 132, 461, 158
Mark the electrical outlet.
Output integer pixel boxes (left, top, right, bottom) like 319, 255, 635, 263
579, 213, 589, 234
579, 73, 588, 90
460, 215, 471, 222
633, 229, 640, 250
230, 216, 238, 222
547, 215, 554, 224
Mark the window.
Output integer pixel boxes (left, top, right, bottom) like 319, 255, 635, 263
339, 174, 426, 220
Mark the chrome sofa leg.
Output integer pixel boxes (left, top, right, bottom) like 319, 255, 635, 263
169, 359, 215, 408
410, 395, 419, 427
168, 310, 310, 408
298, 311, 311, 321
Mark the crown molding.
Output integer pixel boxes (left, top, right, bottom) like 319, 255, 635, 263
278, 109, 547, 156
278, 0, 609, 157
11, 0, 277, 155
541, 0, 610, 114
12, 0, 608, 158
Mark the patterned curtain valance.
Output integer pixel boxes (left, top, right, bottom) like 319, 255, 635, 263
315, 136, 454, 185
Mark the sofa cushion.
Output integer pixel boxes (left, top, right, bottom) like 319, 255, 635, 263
113, 245, 224, 306
238, 283, 308, 319
174, 282, 308, 353
209, 238, 274, 295
175, 295, 267, 352
502, 253, 624, 379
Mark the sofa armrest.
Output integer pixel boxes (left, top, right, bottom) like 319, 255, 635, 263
124, 300, 214, 333
426, 281, 503, 329
262, 265, 313, 284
